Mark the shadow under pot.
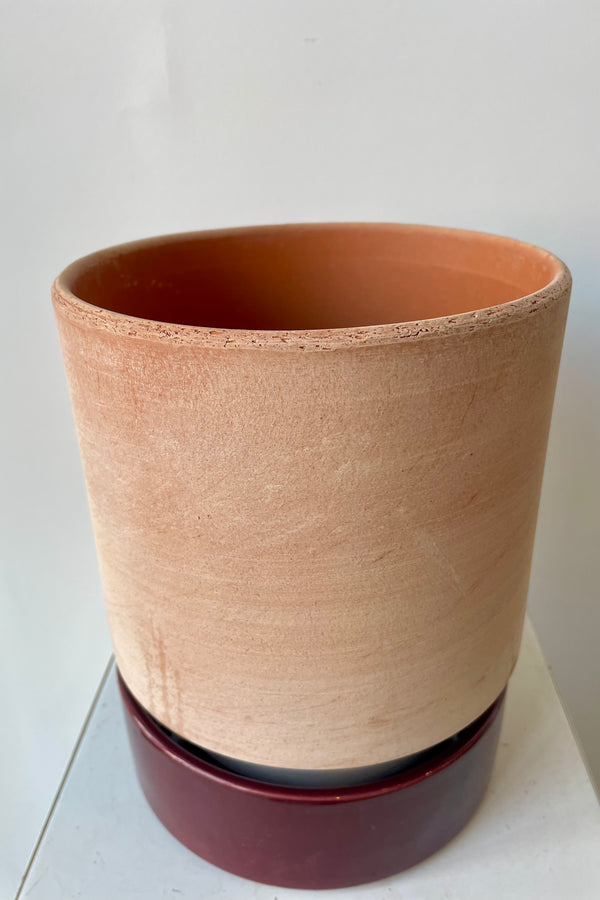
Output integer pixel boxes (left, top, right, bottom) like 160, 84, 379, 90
53, 223, 570, 887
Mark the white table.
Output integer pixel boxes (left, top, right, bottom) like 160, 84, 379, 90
17, 620, 600, 899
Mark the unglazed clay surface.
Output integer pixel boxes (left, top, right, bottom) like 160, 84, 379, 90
53, 224, 570, 769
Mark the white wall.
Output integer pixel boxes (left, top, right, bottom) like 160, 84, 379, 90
1, 1, 598, 895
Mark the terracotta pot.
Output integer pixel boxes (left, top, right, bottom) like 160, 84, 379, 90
53, 223, 570, 775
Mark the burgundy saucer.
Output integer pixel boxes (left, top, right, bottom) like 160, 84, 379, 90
118, 672, 505, 890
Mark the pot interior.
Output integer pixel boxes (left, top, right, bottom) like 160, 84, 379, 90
64, 224, 561, 330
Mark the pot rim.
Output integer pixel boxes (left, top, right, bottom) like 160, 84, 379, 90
52, 222, 571, 352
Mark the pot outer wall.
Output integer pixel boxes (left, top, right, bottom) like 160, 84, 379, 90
53, 225, 570, 771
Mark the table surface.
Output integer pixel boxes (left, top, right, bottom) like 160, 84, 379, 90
17, 619, 600, 900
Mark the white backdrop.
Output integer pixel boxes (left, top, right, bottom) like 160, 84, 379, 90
1, 1, 599, 895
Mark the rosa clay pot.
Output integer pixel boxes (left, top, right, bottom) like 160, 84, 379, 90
53, 223, 570, 887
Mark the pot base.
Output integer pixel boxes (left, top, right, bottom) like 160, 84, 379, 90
118, 672, 505, 890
